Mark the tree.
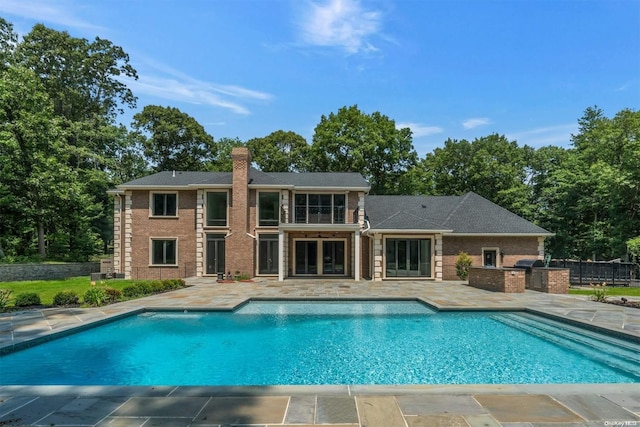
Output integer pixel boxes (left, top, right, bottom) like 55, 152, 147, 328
132, 105, 216, 171
246, 130, 310, 172
0, 20, 140, 260
209, 137, 245, 172
0, 66, 99, 259
420, 135, 532, 218
310, 105, 417, 194
537, 107, 640, 260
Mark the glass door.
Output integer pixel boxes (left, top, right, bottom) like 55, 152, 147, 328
258, 235, 279, 274
206, 234, 225, 275
295, 241, 318, 274
322, 241, 345, 274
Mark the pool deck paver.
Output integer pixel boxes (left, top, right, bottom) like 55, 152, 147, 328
1, 278, 640, 426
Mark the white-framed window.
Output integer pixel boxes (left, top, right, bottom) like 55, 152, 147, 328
258, 191, 280, 226
150, 238, 177, 265
384, 237, 432, 278
205, 191, 228, 227
150, 192, 178, 217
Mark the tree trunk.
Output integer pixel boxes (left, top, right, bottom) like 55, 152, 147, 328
38, 222, 46, 259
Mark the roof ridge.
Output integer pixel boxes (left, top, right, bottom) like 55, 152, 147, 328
442, 192, 472, 226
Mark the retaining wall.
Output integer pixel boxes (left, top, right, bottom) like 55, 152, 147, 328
0, 262, 100, 282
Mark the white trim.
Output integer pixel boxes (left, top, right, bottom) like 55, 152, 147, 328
204, 190, 230, 228
149, 237, 178, 266
382, 234, 435, 279
291, 237, 349, 276
257, 190, 281, 228
149, 191, 179, 218
444, 232, 554, 237
482, 247, 501, 268
255, 232, 280, 277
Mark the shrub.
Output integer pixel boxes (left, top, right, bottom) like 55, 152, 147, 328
455, 251, 473, 280
14, 292, 41, 307
149, 280, 165, 293
591, 282, 607, 302
84, 287, 107, 307
103, 287, 122, 304
53, 291, 80, 306
0, 289, 12, 310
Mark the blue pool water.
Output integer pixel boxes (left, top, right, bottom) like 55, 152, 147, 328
1, 301, 639, 385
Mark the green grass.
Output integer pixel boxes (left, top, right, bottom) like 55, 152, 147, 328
0, 277, 145, 307
569, 286, 640, 297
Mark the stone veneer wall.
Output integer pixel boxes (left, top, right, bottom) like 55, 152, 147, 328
526, 268, 570, 294
468, 267, 526, 293
0, 262, 100, 282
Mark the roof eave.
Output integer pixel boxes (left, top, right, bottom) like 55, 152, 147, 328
293, 186, 370, 192
444, 232, 555, 237
367, 228, 454, 234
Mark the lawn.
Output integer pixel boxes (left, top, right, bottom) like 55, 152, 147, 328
569, 286, 640, 297
0, 277, 148, 307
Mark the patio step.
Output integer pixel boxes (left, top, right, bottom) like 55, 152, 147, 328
494, 313, 640, 379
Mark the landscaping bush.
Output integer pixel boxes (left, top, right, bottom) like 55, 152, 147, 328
455, 251, 473, 280
53, 291, 80, 306
0, 289, 12, 310
103, 287, 122, 304
14, 292, 41, 307
122, 279, 186, 299
84, 287, 107, 307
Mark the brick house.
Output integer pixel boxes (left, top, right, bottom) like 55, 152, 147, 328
109, 147, 552, 281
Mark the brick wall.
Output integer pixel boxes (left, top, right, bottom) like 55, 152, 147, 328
129, 189, 198, 279
468, 267, 526, 293
442, 236, 541, 280
226, 147, 255, 277
527, 268, 569, 294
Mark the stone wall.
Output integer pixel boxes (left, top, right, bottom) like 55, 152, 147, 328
0, 262, 100, 282
526, 268, 570, 294
468, 267, 526, 293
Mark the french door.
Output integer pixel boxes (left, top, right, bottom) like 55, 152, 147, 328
206, 234, 225, 275
295, 240, 345, 275
385, 238, 431, 277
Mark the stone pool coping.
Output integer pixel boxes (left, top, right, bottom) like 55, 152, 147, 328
1, 278, 639, 426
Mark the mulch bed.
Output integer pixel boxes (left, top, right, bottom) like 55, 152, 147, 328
602, 298, 640, 309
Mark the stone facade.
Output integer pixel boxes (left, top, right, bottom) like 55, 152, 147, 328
0, 262, 99, 282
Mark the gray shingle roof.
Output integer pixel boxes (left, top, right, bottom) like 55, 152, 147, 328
365, 192, 551, 235
116, 168, 370, 190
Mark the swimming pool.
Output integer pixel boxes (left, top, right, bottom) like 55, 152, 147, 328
1, 301, 638, 385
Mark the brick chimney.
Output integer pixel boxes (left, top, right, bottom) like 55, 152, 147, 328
226, 147, 254, 277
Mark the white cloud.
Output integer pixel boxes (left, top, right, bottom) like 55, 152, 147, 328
128, 59, 273, 116
506, 123, 578, 148
0, 0, 103, 32
297, 0, 382, 54
462, 117, 491, 129
396, 122, 444, 138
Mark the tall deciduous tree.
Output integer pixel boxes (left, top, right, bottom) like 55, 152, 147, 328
311, 105, 417, 194
209, 137, 245, 172
132, 105, 216, 171
541, 107, 640, 260
246, 130, 310, 172
419, 134, 532, 218
0, 67, 100, 260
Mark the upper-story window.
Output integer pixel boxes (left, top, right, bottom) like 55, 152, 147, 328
258, 192, 280, 226
294, 193, 346, 224
151, 193, 177, 217
206, 191, 228, 227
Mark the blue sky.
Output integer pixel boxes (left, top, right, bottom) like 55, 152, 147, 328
2, 0, 638, 157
